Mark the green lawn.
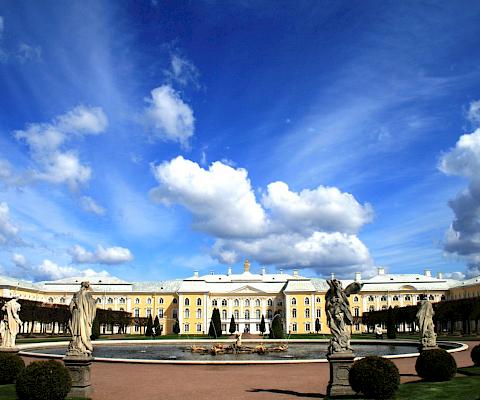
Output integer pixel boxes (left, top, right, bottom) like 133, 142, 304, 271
0, 384, 87, 400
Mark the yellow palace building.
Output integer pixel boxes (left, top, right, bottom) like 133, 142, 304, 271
1, 260, 479, 335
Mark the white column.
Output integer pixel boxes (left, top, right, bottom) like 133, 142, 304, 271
178, 294, 183, 333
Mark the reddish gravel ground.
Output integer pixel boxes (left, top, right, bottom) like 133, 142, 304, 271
22, 340, 479, 400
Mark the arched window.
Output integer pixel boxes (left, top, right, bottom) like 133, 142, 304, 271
304, 297, 310, 305
119, 298, 126, 304
245, 299, 250, 307
212, 299, 218, 306
184, 308, 190, 318
147, 298, 152, 305
267, 310, 273, 318
184, 298, 190, 306
392, 296, 399, 301
381, 305, 387, 310
245, 310, 250, 319
120, 308, 124, 311
222, 299, 227, 306
255, 310, 260, 319
353, 296, 359, 302
277, 300, 283, 306
291, 298, 297, 305
135, 298, 140, 304
428, 295, 434, 300
173, 298, 178, 304
158, 298, 164, 304
267, 299, 273, 306
255, 299, 260, 307
196, 309, 202, 319
441, 295, 446, 301
197, 298, 202, 306
96, 298, 101, 304
369, 305, 375, 312
234, 310, 239, 319
108, 298, 113, 304
234, 299, 239, 307
158, 308, 164, 318
404, 295, 411, 301
305, 308, 310, 318
368, 296, 374, 302
47, 297, 53, 303
60, 297, 66, 304
292, 308, 297, 318
222, 310, 227, 319
380, 295, 387, 302
316, 297, 321, 303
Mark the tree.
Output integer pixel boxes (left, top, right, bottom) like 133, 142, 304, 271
229, 315, 236, 334
153, 316, 161, 338
315, 318, 321, 334
209, 308, 222, 338
387, 306, 397, 339
145, 315, 154, 337
259, 315, 266, 335
90, 316, 101, 340
269, 311, 284, 339
173, 318, 180, 335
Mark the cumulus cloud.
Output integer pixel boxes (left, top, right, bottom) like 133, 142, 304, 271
143, 85, 195, 148
467, 100, 480, 125
12, 253, 27, 268
151, 157, 373, 276
28, 259, 110, 281
69, 244, 133, 265
165, 54, 200, 89
0, 202, 20, 245
80, 196, 106, 216
440, 110, 480, 278
14, 105, 108, 190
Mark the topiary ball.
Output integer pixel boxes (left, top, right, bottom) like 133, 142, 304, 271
16, 360, 72, 400
415, 348, 457, 382
0, 352, 25, 384
349, 356, 400, 399
471, 344, 480, 367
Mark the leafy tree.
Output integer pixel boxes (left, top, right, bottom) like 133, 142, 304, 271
208, 308, 222, 338
315, 318, 321, 334
145, 315, 154, 337
153, 316, 161, 337
259, 315, 266, 335
387, 306, 397, 339
173, 318, 180, 335
269, 311, 284, 339
90, 316, 100, 340
229, 315, 236, 334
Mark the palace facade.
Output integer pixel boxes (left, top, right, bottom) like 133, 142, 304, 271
1, 260, 479, 335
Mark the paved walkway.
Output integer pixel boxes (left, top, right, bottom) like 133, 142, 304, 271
23, 341, 479, 400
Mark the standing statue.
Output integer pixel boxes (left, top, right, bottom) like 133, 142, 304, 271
416, 297, 437, 350
325, 279, 363, 354
0, 297, 22, 349
67, 282, 97, 357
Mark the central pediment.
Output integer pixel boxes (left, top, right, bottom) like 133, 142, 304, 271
228, 285, 267, 294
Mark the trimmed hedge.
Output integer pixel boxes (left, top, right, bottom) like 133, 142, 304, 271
471, 344, 480, 366
349, 356, 400, 399
16, 360, 72, 400
415, 348, 457, 381
0, 352, 25, 384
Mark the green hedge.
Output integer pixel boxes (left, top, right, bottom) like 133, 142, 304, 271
415, 348, 457, 381
0, 353, 25, 384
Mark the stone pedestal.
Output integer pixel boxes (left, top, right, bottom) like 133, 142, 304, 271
419, 345, 438, 352
63, 355, 93, 399
0, 347, 20, 355
327, 351, 356, 398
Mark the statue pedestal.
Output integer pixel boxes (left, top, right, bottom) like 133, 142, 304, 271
63, 355, 93, 399
327, 351, 356, 398
419, 345, 438, 352
0, 347, 20, 355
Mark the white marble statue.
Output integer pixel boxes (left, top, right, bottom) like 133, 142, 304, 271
416, 298, 437, 349
66, 282, 97, 357
0, 297, 22, 348
325, 279, 363, 354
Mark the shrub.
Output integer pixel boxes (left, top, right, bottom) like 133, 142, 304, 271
90, 316, 100, 340
16, 360, 72, 400
0, 352, 25, 384
415, 348, 457, 381
349, 356, 400, 399
471, 344, 480, 366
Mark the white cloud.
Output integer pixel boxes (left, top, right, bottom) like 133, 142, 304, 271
16, 43, 41, 63
80, 196, 106, 216
165, 54, 200, 88
14, 105, 108, 190
30, 259, 110, 281
262, 181, 373, 234
143, 85, 195, 148
151, 157, 373, 275
444, 271, 465, 280
69, 244, 133, 265
150, 156, 267, 238
468, 100, 480, 126
12, 253, 27, 268
0, 16, 4, 36
0, 202, 19, 245
440, 114, 480, 277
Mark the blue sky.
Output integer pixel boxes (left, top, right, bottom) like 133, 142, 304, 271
1, 1, 480, 282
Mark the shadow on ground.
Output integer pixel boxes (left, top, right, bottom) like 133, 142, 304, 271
248, 388, 325, 398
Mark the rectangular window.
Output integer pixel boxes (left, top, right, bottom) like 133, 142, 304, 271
292, 323, 297, 332
146, 309, 152, 317
134, 309, 140, 318
221, 323, 226, 332
316, 309, 321, 318
184, 324, 189, 332
134, 324, 139, 332
172, 310, 178, 319
158, 309, 164, 318
355, 323, 360, 331
196, 324, 202, 332
305, 323, 310, 332
256, 323, 260, 331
